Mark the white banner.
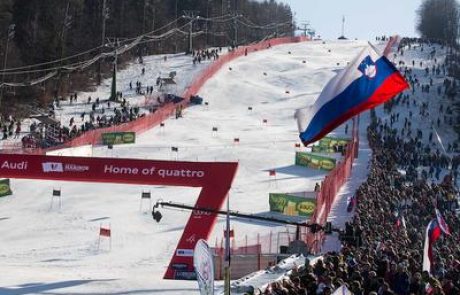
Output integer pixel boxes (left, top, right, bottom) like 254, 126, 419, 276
194, 239, 214, 295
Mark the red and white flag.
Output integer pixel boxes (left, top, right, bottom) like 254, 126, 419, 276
435, 209, 451, 236
423, 219, 442, 273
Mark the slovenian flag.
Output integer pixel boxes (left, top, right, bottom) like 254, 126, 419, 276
295, 44, 409, 146
423, 219, 442, 273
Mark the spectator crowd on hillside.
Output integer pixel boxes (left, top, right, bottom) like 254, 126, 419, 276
19, 95, 148, 149
258, 111, 460, 295
253, 38, 460, 295
192, 48, 221, 64
9, 45, 221, 149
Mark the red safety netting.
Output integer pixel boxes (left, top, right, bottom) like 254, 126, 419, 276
305, 117, 360, 254
207, 117, 360, 259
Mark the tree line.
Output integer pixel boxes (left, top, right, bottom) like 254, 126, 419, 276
417, 0, 459, 46
0, 0, 293, 113
417, 0, 460, 78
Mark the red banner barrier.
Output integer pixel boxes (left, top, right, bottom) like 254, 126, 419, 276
0, 153, 238, 280
305, 117, 360, 253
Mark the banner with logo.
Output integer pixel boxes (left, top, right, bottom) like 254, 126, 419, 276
101, 132, 136, 145
295, 152, 336, 171
194, 239, 214, 295
0, 178, 12, 197
318, 137, 350, 149
269, 193, 316, 217
311, 145, 336, 153
0, 153, 238, 281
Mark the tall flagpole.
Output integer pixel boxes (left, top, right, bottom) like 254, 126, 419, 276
224, 193, 231, 295
433, 127, 453, 177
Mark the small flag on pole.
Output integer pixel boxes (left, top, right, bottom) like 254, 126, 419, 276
100, 227, 111, 237
433, 128, 448, 154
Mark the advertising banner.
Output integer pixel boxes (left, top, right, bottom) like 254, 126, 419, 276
318, 137, 350, 149
0, 153, 238, 281
194, 239, 214, 295
269, 193, 316, 217
101, 132, 136, 145
295, 152, 336, 171
311, 145, 336, 153
0, 178, 12, 197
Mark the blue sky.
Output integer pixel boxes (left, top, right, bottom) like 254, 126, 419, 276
277, 0, 422, 40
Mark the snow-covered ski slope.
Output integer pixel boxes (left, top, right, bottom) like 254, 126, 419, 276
0, 40, 367, 294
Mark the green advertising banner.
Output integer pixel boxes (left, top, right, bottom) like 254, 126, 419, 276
318, 137, 350, 149
0, 178, 12, 197
269, 193, 316, 217
295, 152, 336, 171
311, 145, 336, 153
102, 132, 136, 145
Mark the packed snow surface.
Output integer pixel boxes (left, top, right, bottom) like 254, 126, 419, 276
0, 40, 369, 294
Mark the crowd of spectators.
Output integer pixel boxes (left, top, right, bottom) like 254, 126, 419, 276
18, 94, 148, 148
4, 44, 229, 149
254, 39, 460, 295
257, 114, 460, 295
0, 115, 21, 140
17, 46, 216, 148
18, 50, 192, 149
192, 48, 221, 64
52, 96, 145, 146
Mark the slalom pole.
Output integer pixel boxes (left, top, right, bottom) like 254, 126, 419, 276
224, 193, 231, 295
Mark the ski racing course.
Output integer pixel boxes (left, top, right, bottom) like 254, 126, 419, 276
0, 40, 367, 294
